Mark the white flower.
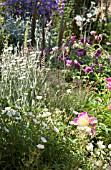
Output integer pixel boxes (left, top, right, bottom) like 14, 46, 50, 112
42, 121, 47, 127
86, 143, 93, 151
42, 112, 51, 117
84, 126, 91, 133
97, 141, 106, 149
54, 126, 59, 133
41, 137, 47, 143
36, 96, 42, 100
106, 42, 111, 45
96, 151, 100, 156
37, 144, 44, 149
5, 107, 11, 111
7, 112, 12, 117
33, 118, 39, 124
103, 164, 108, 169
28, 112, 33, 116
66, 89, 71, 94
69, 121, 74, 125
108, 144, 111, 149
109, 151, 111, 156
78, 168, 82, 170
4, 126, 9, 133
95, 160, 102, 167
87, 13, 92, 18
52, 46, 58, 51
76, 21, 82, 27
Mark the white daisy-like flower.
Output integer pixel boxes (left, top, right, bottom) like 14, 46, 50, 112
54, 126, 59, 133
41, 137, 47, 143
108, 144, 111, 149
95, 160, 102, 167
37, 144, 44, 149
86, 143, 93, 151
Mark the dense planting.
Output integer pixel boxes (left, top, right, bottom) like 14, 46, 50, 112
0, 1, 111, 170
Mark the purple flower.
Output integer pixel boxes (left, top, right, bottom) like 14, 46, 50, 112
86, 39, 92, 45
97, 49, 102, 55
77, 52, 83, 57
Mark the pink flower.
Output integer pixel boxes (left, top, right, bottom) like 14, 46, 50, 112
107, 82, 111, 90
106, 78, 111, 82
84, 66, 93, 73
99, 63, 103, 69
71, 36, 76, 42
66, 59, 72, 67
74, 111, 98, 136
94, 35, 99, 40
106, 78, 111, 90
102, 18, 107, 22
108, 106, 111, 110
98, 34, 103, 39
90, 31, 96, 36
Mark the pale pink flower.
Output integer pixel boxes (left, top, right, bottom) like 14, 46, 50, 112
95, 35, 99, 40
108, 106, 111, 110
98, 34, 103, 39
90, 31, 96, 36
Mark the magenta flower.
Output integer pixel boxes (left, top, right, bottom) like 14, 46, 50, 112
66, 59, 72, 67
71, 36, 76, 42
84, 66, 93, 73
74, 111, 98, 136
106, 78, 111, 82
106, 78, 111, 90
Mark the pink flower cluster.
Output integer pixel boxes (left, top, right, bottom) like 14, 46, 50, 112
106, 78, 111, 90
90, 31, 103, 41
74, 111, 98, 136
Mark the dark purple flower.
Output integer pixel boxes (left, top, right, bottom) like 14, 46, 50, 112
77, 52, 83, 57
97, 49, 102, 55
86, 39, 93, 45
74, 60, 81, 69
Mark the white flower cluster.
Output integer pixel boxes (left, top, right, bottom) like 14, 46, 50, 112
2, 107, 21, 120
85, 141, 111, 169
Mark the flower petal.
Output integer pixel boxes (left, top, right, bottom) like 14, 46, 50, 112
106, 78, 111, 82
74, 118, 78, 125
78, 111, 87, 117
91, 128, 95, 136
